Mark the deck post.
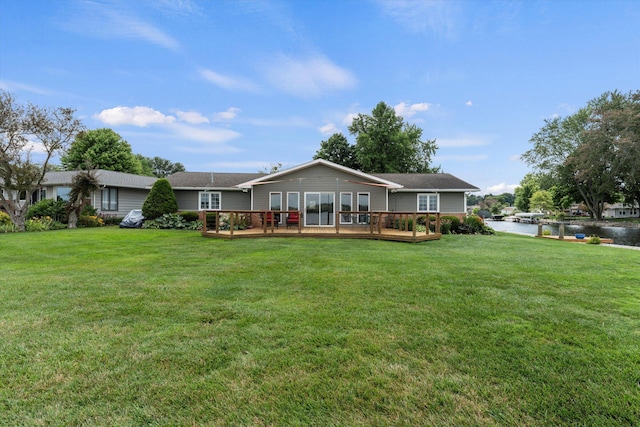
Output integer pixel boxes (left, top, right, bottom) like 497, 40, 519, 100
215, 211, 220, 234
378, 213, 382, 234
412, 212, 417, 239
336, 212, 340, 234
435, 213, 441, 235
229, 212, 235, 237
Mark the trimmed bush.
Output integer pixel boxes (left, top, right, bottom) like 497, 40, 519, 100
26, 199, 66, 222
142, 213, 202, 230
142, 178, 178, 220
179, 211, 200, 222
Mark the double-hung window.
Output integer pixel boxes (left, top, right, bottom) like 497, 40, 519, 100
101, 188, 118, 211
417, 193, 439, 212
199, 192, 221, 210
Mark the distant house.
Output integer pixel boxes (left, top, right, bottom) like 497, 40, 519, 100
167, 159, 479, 226
602, 203, 640, 219
40, 170, 157, 217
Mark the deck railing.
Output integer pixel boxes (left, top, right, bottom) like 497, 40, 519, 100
201, 210, 441, 239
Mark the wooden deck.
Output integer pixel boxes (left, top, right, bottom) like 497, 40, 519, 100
200, 210, 443, 243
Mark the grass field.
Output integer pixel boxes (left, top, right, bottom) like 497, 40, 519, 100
1, 229, 639, 426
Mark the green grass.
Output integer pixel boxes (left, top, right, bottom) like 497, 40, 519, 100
1, 229, 639, 426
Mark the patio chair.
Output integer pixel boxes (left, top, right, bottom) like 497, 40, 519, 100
264, 211, 280, 228
286, 211, 300, 228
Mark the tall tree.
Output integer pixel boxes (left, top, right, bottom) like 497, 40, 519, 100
136, 154, 186, 178
313, 133, 359, 169
522, 92, 628, 219
0, 90, 84, 231
348, 102, 438, 173
66, 167, 100, 228
62, 128, 142, 174
585, 90, 640, 213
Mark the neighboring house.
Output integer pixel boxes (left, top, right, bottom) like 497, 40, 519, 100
603, 202, 640, 219
167, 159, 479, 226
40, 170, 158, 217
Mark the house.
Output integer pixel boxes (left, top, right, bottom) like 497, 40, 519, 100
602, 202, 640, 219
40, 170, 157, 217
167, 159, 479, 226
32, 160, 478, 231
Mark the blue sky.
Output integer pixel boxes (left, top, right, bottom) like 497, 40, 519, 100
1, 0, 638, 194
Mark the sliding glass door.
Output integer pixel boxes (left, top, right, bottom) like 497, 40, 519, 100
305, 192, 334, 226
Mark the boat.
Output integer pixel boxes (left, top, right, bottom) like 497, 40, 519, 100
514, 212, 545, 223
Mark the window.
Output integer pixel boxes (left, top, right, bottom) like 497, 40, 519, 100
199, 192, 221, 210
340, 192, 352, 223
269, 192, 282, 210
418, 193, 439, 212
56, 187, 71, 202
101, 188, 118, 211
287, 192, 299, 211
357, 192, 369, 223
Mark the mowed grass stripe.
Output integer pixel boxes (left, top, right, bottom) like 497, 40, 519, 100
1, 229, 638, 426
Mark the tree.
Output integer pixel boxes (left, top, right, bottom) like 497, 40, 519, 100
142, 178, 177, 220
66, 168, 100, 228
529, 190, 554, 213
514, 174, 539, 212
136, 154, 186, 178
585, 90, 640, 214
313, 133, 359, 169
521, 92, 630, 219
259, 162, 282, 174
61, 128, 142, 174
348, 102, 438, 173
0, 90, 84, 231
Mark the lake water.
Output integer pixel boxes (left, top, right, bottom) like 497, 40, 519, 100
486, 220, 640, 247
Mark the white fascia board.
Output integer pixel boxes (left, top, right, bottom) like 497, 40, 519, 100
236, 159, 403, 189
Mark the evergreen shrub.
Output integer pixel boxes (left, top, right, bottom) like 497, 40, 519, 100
142, 178, 178, 220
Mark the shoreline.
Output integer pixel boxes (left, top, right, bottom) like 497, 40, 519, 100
539, 219, 640, 228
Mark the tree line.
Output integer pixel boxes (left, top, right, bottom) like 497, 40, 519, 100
518, 90, 639, 219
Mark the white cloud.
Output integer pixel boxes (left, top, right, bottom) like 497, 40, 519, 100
171, 123, 240, 144
376, 0, 461, 38
509, 154, 522, 161
486, 183, 518, 194
176, 110, 209, 124
263, 54, 357, 97
61, 2, 181, 51
342, 113, 358, 126
94, 106, 176, 127
394, 102, 430, 118
212, 107, 241, 122
465, 100, 473, 106
199, 68, 258, 91
0, 80, 53, 96
318, 123, 339, 136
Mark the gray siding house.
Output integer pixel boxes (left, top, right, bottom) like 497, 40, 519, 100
167, 159, 479, 226
41, 170, 157, 217
36, 160, 479, 225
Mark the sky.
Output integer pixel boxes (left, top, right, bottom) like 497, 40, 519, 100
1, 0, 639, 194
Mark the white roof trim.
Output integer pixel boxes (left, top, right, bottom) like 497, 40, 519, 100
236, 159, 403, 189
394, 188, 480, 193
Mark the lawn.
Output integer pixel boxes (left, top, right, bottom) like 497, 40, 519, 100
1, 229, 638, 426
